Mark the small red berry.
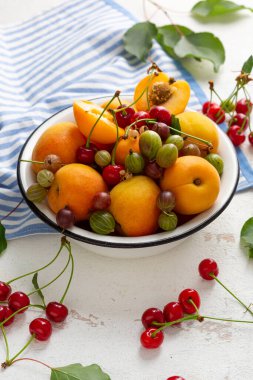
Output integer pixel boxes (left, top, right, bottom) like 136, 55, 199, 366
178, 289, 201, 314
76, 146, 96, 164
206, 105, 225, 124
230, 113, 249, 130
0, 282, 12, 301
115, 105, 135, 128
56, 207, 75, 229
140, 327, 164, 349
167, 377, 186, 380
202, 101, 218, 114
227, 125, 246, 146
29, 318, 52, 341
8, 291, 30, 314
131, 111, 150, 128
236, 98, 253, 115
0, 306, 15, 326
141, 307, 165, 329
46, 302, 68, 323
150, 106, 171, 125
0, 306, 5, 321
163, 302, 184, 324
248, 132, 253, 145
102, 164, 124, 187
199, 258, 219, 280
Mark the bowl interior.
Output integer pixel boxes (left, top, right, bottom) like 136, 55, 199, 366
17, 97, 239, 248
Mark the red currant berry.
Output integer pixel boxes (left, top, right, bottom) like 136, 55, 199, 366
1, 306, 15, 326
206, 105, 225, 124
56, 207, 75, 229
131, 111, 150, 128
102, 164, 124, 187
115, 105, 135, 128
236, 98, 253, 115
198, 258, 219, 280
141, 307, 165, 329
248, 132, 253, 145
202, 101, 218, 114
167, 377, 186, 380
0, 281, 12, 301
8, 291, 30, 314
163, 302, 184, 324
230, 113, 249, 130
150, 106, 171, 125
140, 327, 164, 349
227, 125, 246, 146
46, 302, 68, 323
178, 289, 201, 314
29, 318, 52, 341
76, 145, 96, 164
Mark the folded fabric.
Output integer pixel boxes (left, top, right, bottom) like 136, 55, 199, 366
0, 0, 252, 239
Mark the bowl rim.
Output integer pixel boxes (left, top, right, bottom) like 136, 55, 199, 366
17, 99, 240, 249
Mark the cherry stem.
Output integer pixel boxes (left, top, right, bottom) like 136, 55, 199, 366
124, 118, 156, 137
0, 304, 44, 327
110, 110, 119, 166
59, 240, 74, 304
210, 274, 253, 317
7, 238, 65, 285
7, 335, 35, 366
7, 357, 52, 370
86, 90, 121, 148
0, 199, 24, 223
152, 315, 198, 336
1, 326, 10, 363
201, 315, 253, 324
20, 159, 44, 165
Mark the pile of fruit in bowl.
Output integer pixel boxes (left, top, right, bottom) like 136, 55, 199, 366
17, 63, 239, 258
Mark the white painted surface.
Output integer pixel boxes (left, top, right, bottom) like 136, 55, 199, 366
1, 1, 253, 379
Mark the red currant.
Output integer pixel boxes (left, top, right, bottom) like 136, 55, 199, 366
56, 207, 75, 229
236, 98, 253, 115
0, 306, 15, 326
178, 289, 201, 314
102, 164, 124, 187
206, 105, 225, 124
227, 125, 246, 146
46, 302, 68, 323
0, 281, 12, 301
202, 101, 218, 114
248, 132, 253, 145
131, 111, 150, 128
198, 258, 219, 280
76, 145, 96, 164
150, 106, 171, 125
141, 307, 165, 329
230, 113, 249, 130
29, 318, 52, 341
115, 105, 135, 128
140, 327, 164, 349
167, 377, 186, 380
163, 302, 184, 324
8, 291, 30, 313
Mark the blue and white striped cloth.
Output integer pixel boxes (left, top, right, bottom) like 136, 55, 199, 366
0, 0, 252, 239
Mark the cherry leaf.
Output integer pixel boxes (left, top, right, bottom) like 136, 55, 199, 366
240, 217, 253, 258
156, 25, 193, 58
50, 363, 111, 380
123, 21, 158, 61
241, 55, 253, 75
0, 222, 7, 255
192, 0, 253, 17
32, 273, 46, 307
174, 32, 225, 72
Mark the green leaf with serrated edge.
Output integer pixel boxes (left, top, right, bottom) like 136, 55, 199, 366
123, 22, 158, 61
241, 55, 253, 74
32, 272, 46, 307
240, 217, 253, 257
50, 363, 111, 380
156, 25, 193, 59
170, 115, 181, 135
174, 32, 225, 72
192, 0, 253, 17
0, 222, 7, 255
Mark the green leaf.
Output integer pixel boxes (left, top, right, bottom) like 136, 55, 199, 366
32, 273, 46, 307
192, 0, 253, 17
156, 25, 192, 58
240, 217, 253, 258
0, 222, 7, 255
170, 115, 181, 135
174, 32, 225, 72
50, 363, 111, 380
123, 21, 158, 61
241, 55, 253, 74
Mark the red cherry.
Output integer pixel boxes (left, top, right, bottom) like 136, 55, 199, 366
0, 306, 5, 321
46, 302, 68, 323
0, 281, 12, 301
141, 307, 165, 329
248, 132, 253, 145
236, 98, 253, 115
202, 101, 218, 114
227, 125, 246, 146
76, 145, 96, 164
29, 318, 52, 341
150, 106, 171, 125
230, 113, 249, 130
198, 258, 219, 280
102, 164, 124, 187
0, 306, 15, 326
131, 111, 150, 128
178, 289, 201, 314
115, 105, 135, 128
167, 377, 186, 380
163, 302, 184, 324
206, 105, 225, 124
8, 291, 30, 314
140, 327, 164, 349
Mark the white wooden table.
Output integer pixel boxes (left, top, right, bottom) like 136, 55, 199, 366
1, 1, 253, 379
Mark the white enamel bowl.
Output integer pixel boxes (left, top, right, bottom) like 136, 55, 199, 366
17, 99, 239, 259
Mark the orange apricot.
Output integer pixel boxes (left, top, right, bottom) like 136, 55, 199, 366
115, 136, 140, 165
100, 97, 133, 110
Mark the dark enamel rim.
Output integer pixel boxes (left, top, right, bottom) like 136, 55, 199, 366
17, 105, 240, 249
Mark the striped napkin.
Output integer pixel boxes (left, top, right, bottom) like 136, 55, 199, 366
0, 0, 252, 240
